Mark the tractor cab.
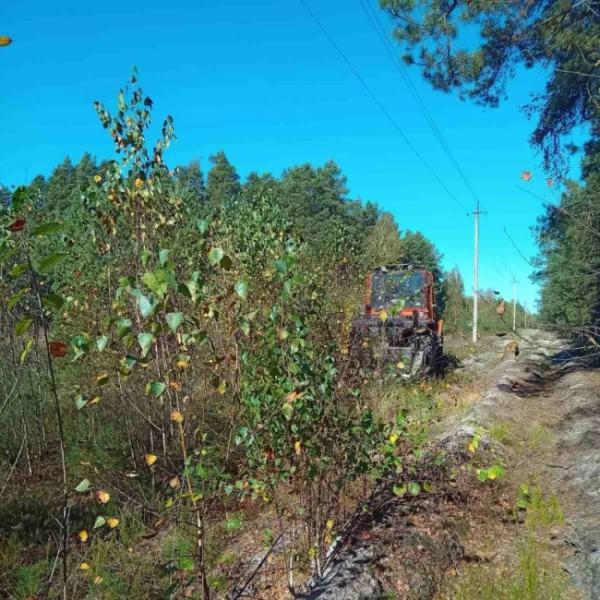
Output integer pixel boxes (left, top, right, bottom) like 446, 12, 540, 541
365, 264, 436, 324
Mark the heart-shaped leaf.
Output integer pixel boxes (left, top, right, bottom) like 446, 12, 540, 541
234, 280, 248, 300
75, 479, 91, 493
96, 336, 108, 352
166, 312, 183, 333
137, 332, 154, 358
148, 381, 166, 397
208, 247, 224, 266
93, 516, 106, 529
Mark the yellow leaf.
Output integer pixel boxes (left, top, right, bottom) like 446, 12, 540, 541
94, 576, 104, 584
93, 175, 102, 183
78, 530, 89, 543
294, 440, 302, 455
176, 359, 189, 370
389, 434, 398, 445
94, 373, 109, 385
89, 396, 101, 405
286, 391, 300, 403
467, 442, 476, 453
169, 380, 182, 391
96, 490, 110, 504
326, 519, 334, 530
107, 517, 119, 528
379, 310, 388, 322
170, 410, 184, 424
134, 177, 144, 189
145, 453, 158, 466
80, 562, 91, 571
396, 361, 405, 369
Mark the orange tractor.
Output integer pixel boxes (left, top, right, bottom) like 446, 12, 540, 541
350, 264, 444, 376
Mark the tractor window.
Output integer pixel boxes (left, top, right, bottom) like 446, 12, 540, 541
371, 270, 426, 309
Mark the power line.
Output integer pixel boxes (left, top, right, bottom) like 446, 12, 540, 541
357, 0, 486, 212
299, 0, 469, 214
503, 226, 535, 267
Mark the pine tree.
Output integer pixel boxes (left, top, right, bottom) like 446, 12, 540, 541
206, 151, 240, 207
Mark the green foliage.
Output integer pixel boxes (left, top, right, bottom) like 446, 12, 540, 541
516, 484, 564, 529
448, 536, 568, 599
533, 176, 600, 329
0, 70, 454, 597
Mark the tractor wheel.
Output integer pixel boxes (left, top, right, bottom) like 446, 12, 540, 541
410, 334, 438, 377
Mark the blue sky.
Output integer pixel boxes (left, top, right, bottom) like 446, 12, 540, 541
0, 0, 580, 310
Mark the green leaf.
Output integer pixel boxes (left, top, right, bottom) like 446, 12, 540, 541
38, 252, 68, 273
142, 271, 169, 299
20, 339, 33, 364
7, 288, 28, 310
477, 469, 489, 482
70, 335, 91, 361
9, 264, 27, 278
225, 515, 243, 532
208, 247, 224, 266
96, 336, 108, 352
196, 219, 209, 234
159, 249, 170, 266
179, 557, 195, 571
137, 332, 154, 358
148, 381, 166, 397
93, 516, 106, 529
392, 484, 407, 497
179, 280, 199, 304
30, 221, 64, 236
234, 280, 248, 300
166, 312, 183, 333
15, 317, 33, 336
75, 479, 91, 493
75, 395, 88, 410
487, 464, 504, 480
42, 293, 64, 310
407, 482, 421, 496
140, 248, 152, 267
137, 293, 157, 319
116, 319, 132, 339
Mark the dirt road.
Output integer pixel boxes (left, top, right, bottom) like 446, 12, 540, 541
301, 330, 600, 599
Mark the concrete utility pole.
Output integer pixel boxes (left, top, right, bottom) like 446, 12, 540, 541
472, 201, 480, 344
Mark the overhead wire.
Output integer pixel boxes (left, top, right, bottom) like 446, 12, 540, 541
357, 0, 487, 213
299, 0, 470, 214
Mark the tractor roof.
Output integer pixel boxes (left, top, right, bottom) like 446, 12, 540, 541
374, 263, 430, 273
